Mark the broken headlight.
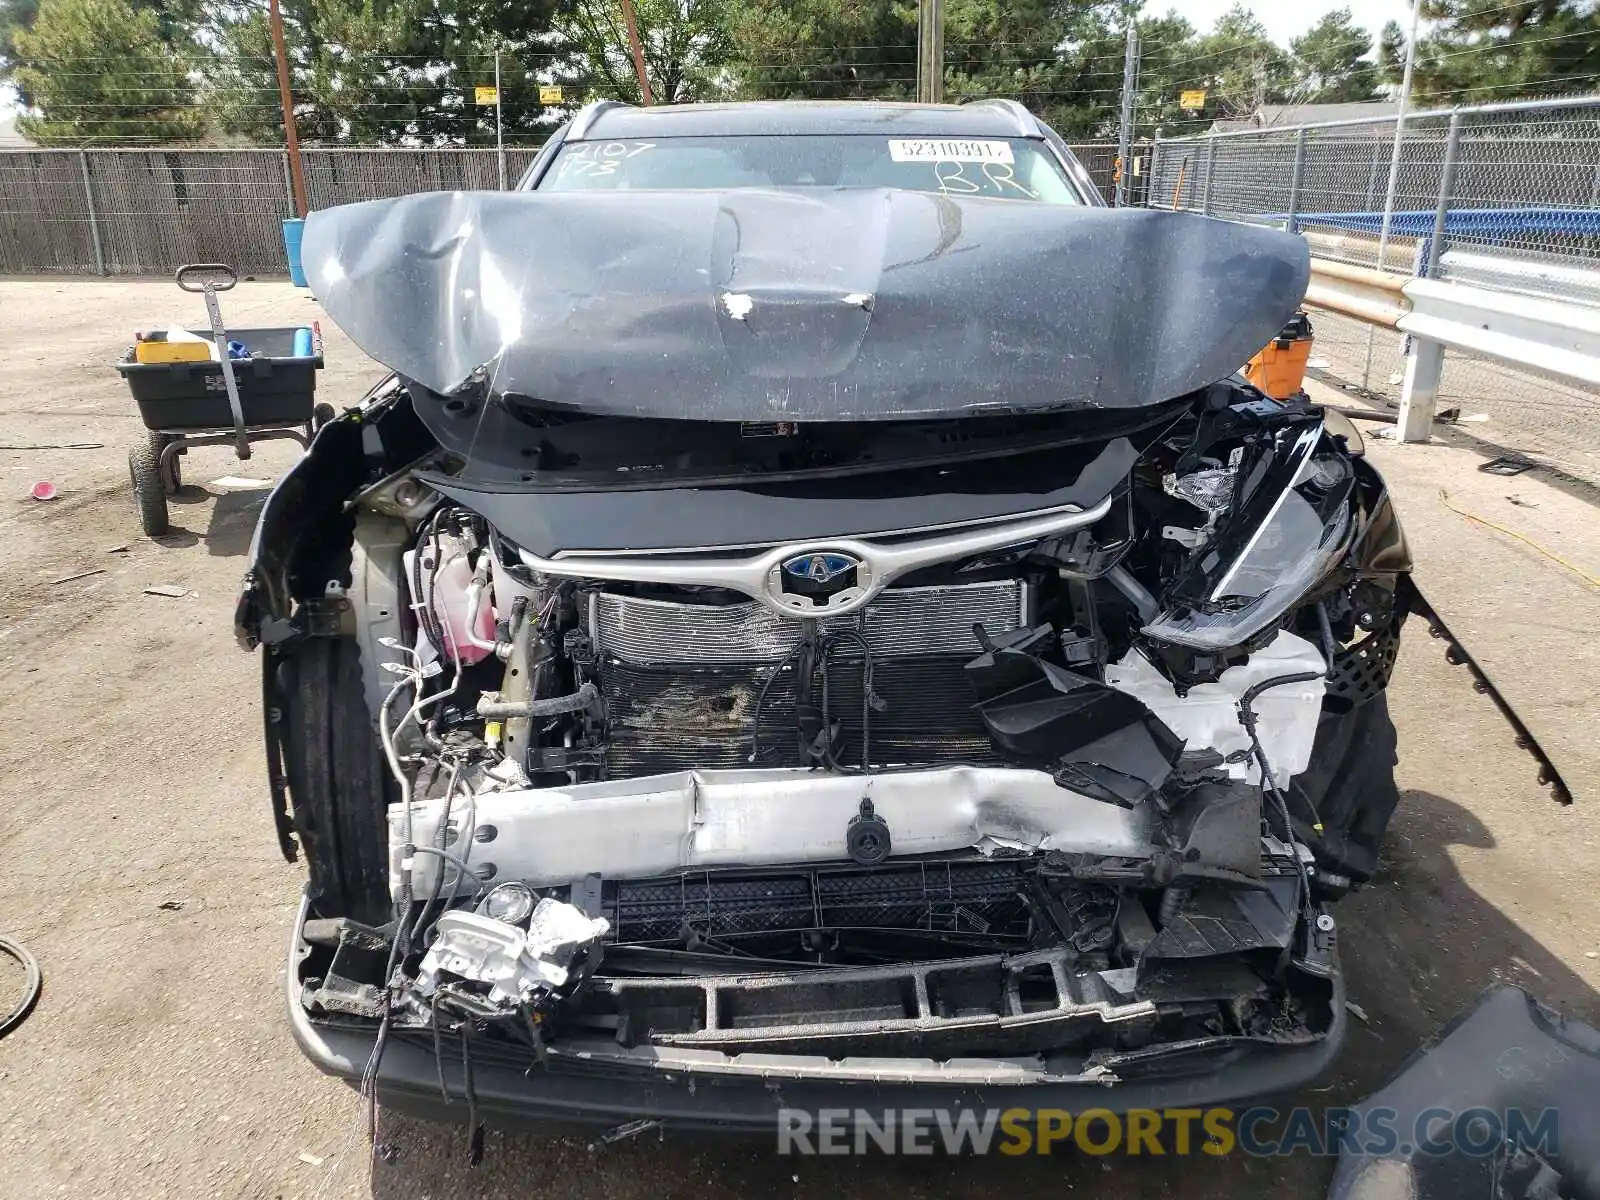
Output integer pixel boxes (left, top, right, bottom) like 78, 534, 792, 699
1145, 425, 1355, 652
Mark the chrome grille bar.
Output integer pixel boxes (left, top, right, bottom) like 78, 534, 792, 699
518, 496, 1112, 618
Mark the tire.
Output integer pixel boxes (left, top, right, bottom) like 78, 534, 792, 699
278, 637, 392, 923
148, 432, 182, 495
312, 402, 336, 431
1291, 690, 1402, 888
128, 442, 170, 537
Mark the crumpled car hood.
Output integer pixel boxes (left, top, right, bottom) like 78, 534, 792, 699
302, 188, 1309, 422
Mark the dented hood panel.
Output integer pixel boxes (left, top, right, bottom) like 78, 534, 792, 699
302, 189, 1309, 422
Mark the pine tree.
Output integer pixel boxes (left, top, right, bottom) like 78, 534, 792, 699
1290, 8, 1379, 103
552, 0, 736, 105
1131, 12, 1201, 137
11, 0, 205, 144
0, 0, 40, 72
1181, 5, 1292, 123
204, 0, 564, 146
730, 0, 918, 102
1382, 0, 1600, 105
728, 0, 1131, 137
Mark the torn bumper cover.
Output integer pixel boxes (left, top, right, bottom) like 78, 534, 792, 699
287, 893, 1349, 1131
1329, 985, 1600, 1200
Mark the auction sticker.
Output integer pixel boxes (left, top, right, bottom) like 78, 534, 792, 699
888, 138, 1014, 164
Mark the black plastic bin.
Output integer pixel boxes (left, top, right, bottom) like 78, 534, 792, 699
115, 327, 323, 433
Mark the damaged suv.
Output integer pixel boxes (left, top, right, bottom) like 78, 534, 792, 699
237, 100, 1412, 1136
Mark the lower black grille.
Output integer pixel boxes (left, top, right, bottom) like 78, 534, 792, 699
599, 860, 1036, 944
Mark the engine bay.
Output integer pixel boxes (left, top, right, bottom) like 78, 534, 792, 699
239, 372, 1414, 1100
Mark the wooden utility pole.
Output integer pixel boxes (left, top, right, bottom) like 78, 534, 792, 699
618, 0, 654, 105
1113, 22, 1139, 207
269, 0, 308, 217
916, 0, 944, 103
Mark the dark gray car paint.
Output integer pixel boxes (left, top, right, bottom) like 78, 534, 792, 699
301, 188, 1309, 425
1328, 985, 1600, 1200
424, 434, 1139, 557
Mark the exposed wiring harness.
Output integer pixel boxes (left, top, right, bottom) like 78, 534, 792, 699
818, 629, 877, 774
365, 645, 482, 1146
747, 639, 807, 765
1236, 670, 1326, 923
746, 625, 879, 773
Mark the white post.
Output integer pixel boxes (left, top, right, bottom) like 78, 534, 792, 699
1362, 0, 1424, 388
1396, 337, 1443, 443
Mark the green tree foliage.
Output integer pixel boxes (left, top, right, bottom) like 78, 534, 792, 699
1130, 11, 1199, 137
0, 0, 40, 71
1290, 7, 1378, 103
728, 0, 1133, 137
1178, 4, 1291, 123
12, 0, 1593, 148
730, 0, 917, 101
204, 0, 564, 145
552, 0, 736, 105
1382, 0, 1600, 105
942, 0, 1130, 138
11, 0, 205, 143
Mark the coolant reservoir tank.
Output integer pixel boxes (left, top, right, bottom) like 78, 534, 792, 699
406, 534, 496, 665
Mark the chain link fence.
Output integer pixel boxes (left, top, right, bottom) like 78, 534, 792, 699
0, 141, 1117, 277
1148, 96, 1600, 485
0, 147, 542, 275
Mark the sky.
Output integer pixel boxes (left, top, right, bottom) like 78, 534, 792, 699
1159, 0, 1413, 44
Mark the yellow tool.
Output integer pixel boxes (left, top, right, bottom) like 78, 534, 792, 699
133, 333, 210, 364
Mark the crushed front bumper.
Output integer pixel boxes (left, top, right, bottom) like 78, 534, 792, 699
286, 896, 1347, 1132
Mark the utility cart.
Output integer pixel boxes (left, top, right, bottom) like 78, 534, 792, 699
115, 263, 331, 537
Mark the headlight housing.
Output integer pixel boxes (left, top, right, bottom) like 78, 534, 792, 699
1143, 423, 1355, 652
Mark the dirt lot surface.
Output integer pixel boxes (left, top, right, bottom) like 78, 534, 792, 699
2, 279, 1598, 1200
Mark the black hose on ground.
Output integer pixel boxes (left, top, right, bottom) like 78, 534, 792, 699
0, 934, 42, 1039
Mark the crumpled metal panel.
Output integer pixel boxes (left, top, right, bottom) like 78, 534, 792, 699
391, 766, 1155, 892
302, 188, 1309, 424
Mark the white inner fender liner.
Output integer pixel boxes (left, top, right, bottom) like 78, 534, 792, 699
1104, 630, 1327, 785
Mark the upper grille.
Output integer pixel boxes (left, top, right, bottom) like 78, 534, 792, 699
590, 581, 1026, 665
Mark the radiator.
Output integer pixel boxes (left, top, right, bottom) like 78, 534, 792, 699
592, 581, 1025, 776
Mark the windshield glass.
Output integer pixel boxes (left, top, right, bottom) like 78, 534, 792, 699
538, 134, 1083, 203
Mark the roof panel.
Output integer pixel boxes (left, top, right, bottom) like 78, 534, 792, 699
574, 99, 1042, 140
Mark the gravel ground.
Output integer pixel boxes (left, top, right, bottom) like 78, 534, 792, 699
1, 279, 1597, 1200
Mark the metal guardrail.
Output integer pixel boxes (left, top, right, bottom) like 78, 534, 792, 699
1304, 259, 1408, 328
1305, 257, 1600, 442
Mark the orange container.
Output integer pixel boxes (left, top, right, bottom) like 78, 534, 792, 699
1246, 311, 1314, 400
